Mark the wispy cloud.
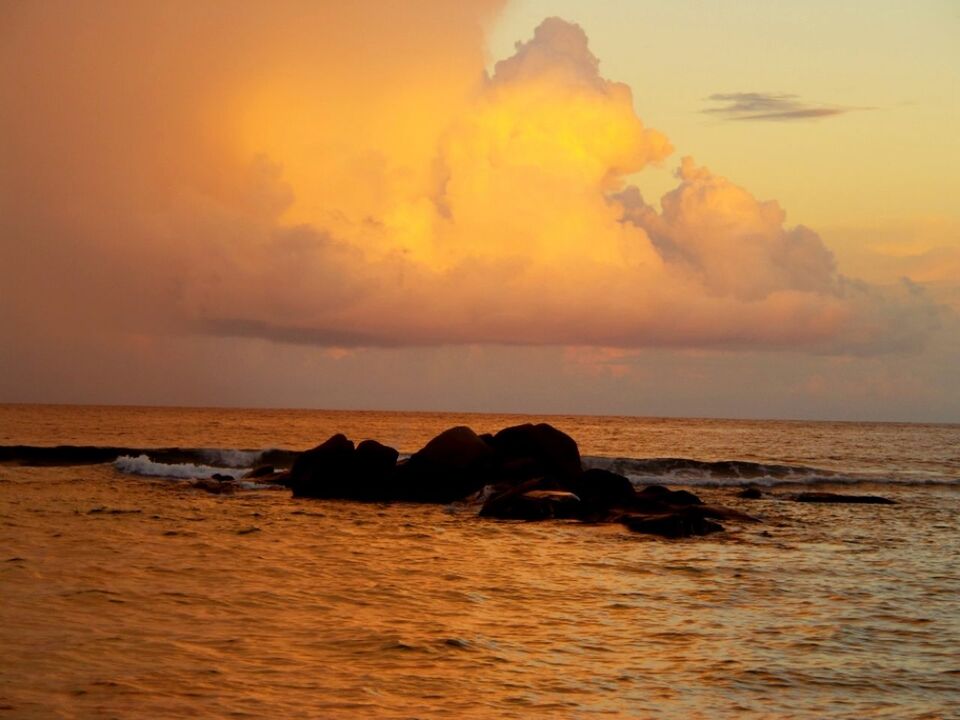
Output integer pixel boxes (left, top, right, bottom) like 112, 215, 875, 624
703, 92, 862, 122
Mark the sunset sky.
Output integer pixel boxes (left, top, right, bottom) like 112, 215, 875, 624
2, 1, 958, 421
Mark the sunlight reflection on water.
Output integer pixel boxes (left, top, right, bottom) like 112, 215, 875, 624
1, 462, 958, 719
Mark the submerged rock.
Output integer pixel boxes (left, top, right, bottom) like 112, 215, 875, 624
637, 484, 703, 506
620, 508, 724, 538
480, 487, 582, 520
191, 479, 236, 495
791, 492, 895, 505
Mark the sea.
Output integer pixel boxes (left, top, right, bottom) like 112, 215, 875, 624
1, 404, 958, 719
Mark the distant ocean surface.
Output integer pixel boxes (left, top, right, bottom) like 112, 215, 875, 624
1, 404, 958, 718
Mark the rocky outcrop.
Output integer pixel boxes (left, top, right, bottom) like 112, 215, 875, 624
620, 508, 724, 538
480, 486, 583, 520
288, 434, 357, 498
791, 492, 895, 505
280, 423, 759, 540
636, 484, 702, 507
393, 426, 495, 503
571, 468, 637, 510
487, 423, 582, 483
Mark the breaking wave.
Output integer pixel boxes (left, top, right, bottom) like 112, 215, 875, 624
582, 456, 958, 487
2, 444, 956, 486
114, 454, 247, 480
0, 445, 298, 469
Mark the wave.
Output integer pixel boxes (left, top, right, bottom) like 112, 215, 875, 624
114, 454, 246, 480
0, 444, 298, 469
2, 444, 956, 486
581, 455, 958, 487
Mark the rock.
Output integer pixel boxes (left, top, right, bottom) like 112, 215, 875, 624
210, 473, 234, 483
480, 487, 582, 520
620, 508, 723, 538
737, 486, 763, 499
417, 426, 493, 468
394, 426, 495, 503
571, 468, 637, 509
353, 439, 400, 500
792, 492, 895, 505
488, 423, 582, 483
287, 435, 402, 501
637, 484, 703, 506
191, 479, 236, 495
288, 434, 356, 498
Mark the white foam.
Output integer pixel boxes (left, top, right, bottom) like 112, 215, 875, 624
199, 449, 263, 468
114, 454, 245, 480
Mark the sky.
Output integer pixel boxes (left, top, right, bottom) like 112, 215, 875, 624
1, 0, 958, 421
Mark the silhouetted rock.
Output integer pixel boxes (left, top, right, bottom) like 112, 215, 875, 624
288, 434, 356, 498
353, 439, 400, 500
620, 508, 723, 538
210, 473, 234, 483
394, 426, 494, 503
571, 468, 637, 509
737, 486, 763, 499
271, 423, 762, 540
488, 423, 582, 483
191, 479, 236, 495
792, 492, 895, 505
480, 488, 582, 520
637, 484, 703, 506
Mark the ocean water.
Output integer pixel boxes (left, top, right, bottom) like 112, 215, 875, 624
1, 404, 958, 719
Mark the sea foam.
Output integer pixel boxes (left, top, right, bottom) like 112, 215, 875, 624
114, 454, 246, 480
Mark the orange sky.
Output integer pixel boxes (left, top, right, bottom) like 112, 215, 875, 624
1, 1, 957, 421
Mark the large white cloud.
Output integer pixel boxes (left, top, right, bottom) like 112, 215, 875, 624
0, 7, 941, 359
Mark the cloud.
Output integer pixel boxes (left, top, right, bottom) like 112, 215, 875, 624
702, 92, 865, 121
0, 7, 938, 363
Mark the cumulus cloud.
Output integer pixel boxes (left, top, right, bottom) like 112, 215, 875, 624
0, 5, 938, 360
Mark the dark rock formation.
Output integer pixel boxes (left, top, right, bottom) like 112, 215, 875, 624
480, 487, 582, 520
286, 435, 403, 500
277, 423, 760, 541
620, 508, 724, 538
393, 426, 495, 503
737, 486, 763, 499
571, 468, 637, 509
488, 423, 582, 483
636, 484, 703, 506
287, 434, 357, 498
791, 492, 895, 505
191, 479, 236, 495
353, 440, 400, 500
